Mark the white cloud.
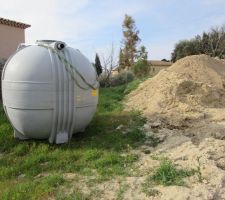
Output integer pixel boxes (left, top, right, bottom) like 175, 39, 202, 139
0, 0, 148, 42
2, 0, 224, 61
0, 0, 150, 61
0, 0, 90, 42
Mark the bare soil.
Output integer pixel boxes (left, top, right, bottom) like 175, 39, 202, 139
62, 55, 225, 199
122, 55, 225, 199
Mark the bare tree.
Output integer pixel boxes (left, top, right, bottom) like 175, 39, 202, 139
208, 25, 225, 58
99, 43, 117, 87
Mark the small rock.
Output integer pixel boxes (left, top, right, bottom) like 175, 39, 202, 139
151, 120, 162, 128
143, 123, 151, 130
17, 174, 25, 179
116, 125, 124, 130
202, 179, 208, 184
145, 131, 154, 137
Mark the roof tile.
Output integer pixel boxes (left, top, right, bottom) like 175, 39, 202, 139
0, 17, 30, 29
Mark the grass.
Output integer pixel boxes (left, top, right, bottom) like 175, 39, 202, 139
0, 79, 149, 199
56, 192, 89, 200
116, 183, 129, 200
142, 187, 160, 197
143, 158, 195, 193
151, 159, 194, 186
196, 156, 203, 182
1, 174, 65, 200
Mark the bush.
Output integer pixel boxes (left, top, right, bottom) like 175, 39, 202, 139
99, 72, 110, 87
109, 71, 135, 87
150, 159, 194, 186
132, 59, 150, 78
99, 71, 135, 88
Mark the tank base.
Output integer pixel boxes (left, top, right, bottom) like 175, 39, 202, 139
55, 132, 69, 144
14, 129, 29, 140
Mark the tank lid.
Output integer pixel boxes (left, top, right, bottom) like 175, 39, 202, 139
36, 40, 58, 45
36, 40, 66, 50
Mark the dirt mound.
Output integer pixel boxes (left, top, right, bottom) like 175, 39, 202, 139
126, 55, 225, 126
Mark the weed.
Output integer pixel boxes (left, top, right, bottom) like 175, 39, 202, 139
142, 187, 160, 197
116, 183, 129, 200
196, 156, 203, 182
56, 190, 90, 200
147, 158, 195, 186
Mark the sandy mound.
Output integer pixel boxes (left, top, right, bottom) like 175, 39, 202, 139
126, 55, 225, 126
62, 56, 225, 200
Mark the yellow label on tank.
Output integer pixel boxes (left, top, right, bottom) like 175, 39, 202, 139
76, 95, 81, 101
91, 89, 97, 97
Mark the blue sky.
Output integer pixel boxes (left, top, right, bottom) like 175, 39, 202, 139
1, 0, 225, 62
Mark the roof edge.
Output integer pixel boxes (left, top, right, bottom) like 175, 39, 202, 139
0, 17, 30, 29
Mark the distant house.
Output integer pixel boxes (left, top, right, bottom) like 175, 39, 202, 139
111, 67, 119, 76
110, 60, 172, 77
0, 17, 30, 100
149, 60, 172, 75
0, 17, 30, 59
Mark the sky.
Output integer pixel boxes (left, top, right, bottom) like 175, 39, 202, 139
1, 0, 225, 62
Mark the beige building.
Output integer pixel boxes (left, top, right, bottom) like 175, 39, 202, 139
111, 60, 172, 77
0, 17, 30, 100
0, 17, 30, 59
149, 60, 172, 75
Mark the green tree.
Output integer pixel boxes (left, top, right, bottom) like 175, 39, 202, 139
132, 45, 149, 78
118, 48, 125, 71
137, 45, 148, 61
172, 39, 202, 62
94, 53, 102, 76
201, 32, 211, 55
171, 24, 225, 62
121, 14, 140, 69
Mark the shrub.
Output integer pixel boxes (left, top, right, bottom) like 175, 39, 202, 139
132, 59, 150, 78
150, 159, 194, 186
109, 71, 135, 87
99, 71, 135, 88
99, 72, 110, 88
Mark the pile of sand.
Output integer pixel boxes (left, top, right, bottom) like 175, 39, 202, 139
126, 55, 225, 126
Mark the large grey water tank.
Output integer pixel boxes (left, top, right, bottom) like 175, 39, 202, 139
1, 40, 99, 144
